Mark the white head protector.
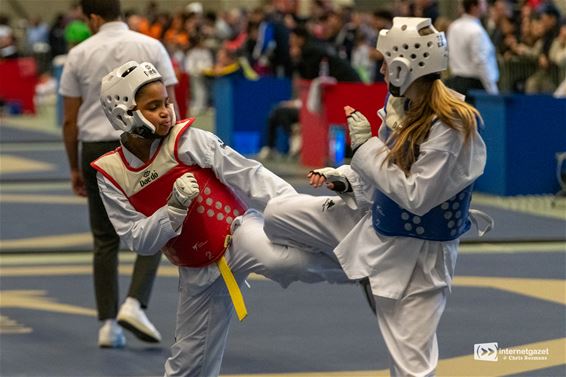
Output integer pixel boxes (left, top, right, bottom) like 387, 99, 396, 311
376, 17, 447, 96
100, 61, 173, 135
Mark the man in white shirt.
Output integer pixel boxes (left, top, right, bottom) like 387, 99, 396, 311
59, 0, 178, 348
446, 0, 499, 101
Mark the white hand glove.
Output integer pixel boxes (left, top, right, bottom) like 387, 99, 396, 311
168, 173, 200, 209
309, 167, 351, 193
347, 109, 372, 150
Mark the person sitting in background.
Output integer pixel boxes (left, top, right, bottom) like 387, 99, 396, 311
256, 25, 361, 161
257, 98, 302, 161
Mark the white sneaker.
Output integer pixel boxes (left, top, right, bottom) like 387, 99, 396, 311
288, 127, 302, 159
98, 320, 126, 348
257, 146, 273, 160
117, 297, 161, 343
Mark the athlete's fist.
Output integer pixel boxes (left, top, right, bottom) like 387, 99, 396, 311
307, 167, 350, 193
168, 173, 200, 209
345, 106, 372, 150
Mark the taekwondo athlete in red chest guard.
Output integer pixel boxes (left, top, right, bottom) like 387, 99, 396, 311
91, 60, 350, 377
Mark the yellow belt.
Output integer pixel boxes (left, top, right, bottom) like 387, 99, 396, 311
215, 235, 248, 321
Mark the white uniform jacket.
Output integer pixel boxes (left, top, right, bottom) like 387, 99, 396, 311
335, 108, 487, 300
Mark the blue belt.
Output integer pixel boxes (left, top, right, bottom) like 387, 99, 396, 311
371, 185, 474, 241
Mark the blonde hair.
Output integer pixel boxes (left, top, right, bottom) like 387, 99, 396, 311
386, 77, 481, 174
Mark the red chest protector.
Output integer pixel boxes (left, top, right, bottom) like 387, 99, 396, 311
157, 167, 247, 267
91, 119, 248, 267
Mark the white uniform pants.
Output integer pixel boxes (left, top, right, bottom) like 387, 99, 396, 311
264, 195, 448, 377
164, 210, 350, 377
376, 269, 447, 377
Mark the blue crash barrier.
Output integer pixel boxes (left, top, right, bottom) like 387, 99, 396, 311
213, 75, 292, 155
472, 91, 566, 196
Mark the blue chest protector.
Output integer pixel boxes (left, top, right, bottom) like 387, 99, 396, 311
371, 185, 473, 241
371, 98, 474, 241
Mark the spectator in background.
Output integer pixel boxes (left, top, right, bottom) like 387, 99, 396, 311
0, 25, 18, 59
245, 8, 279, 76
495, 15, 517, 58
257, 25, 361, 161
550, 18, 566, 70
124, 10, 148, 33
486, 0, 512, 45
351, 28, 374, 83
368, 9, 393, 83
203, 46, 241, 77
59, 0, 178, 349
26, 16, 49, 54
319, 9, 356, 62
146, 12, 169, 40
289, 24, 360, 82
49, 14, 68, 58
163, 13, 189, 58
263, 0, 296, 78
525, 3, 561, 93
393, 0, 413, 17
200, 11, 219, 48
446, 0, 499, 101
550, 18, 566, 97
412, 0, 439, 24
185, 32, 213, 115
222, 8, 248, 52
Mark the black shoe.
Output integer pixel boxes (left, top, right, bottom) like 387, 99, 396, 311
359, 277, 376, 315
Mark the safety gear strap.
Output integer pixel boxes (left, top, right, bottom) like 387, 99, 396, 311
216, 235, 248, 321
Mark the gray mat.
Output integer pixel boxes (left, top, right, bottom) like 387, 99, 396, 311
0, 123, 61, 142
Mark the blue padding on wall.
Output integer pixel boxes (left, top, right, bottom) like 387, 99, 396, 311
473, 91, 566, 195
213, 76, 292, 154
233, 131, 261, 155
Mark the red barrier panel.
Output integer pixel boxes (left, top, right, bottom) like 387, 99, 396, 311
299, 80, 388, 167
0, 58, 38, 114
174, 71, 189, 118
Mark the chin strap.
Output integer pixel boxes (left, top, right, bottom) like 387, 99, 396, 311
132, 125, 156, 138
131, 103, 176, 139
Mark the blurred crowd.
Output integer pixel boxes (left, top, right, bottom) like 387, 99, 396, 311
0, 0, 565, 115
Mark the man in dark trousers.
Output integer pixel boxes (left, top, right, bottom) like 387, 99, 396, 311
59, 0, 178, 348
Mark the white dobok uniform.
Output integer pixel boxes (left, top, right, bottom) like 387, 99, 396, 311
94, 120, 349, 377
264, 98, 487, 377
